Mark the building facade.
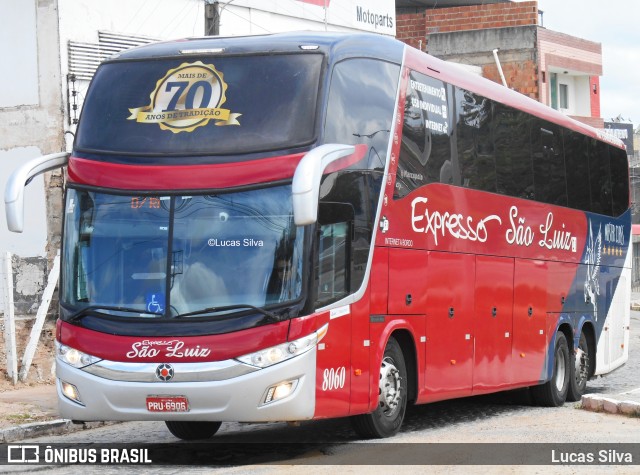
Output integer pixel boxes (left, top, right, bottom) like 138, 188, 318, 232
397, 0, 604, 128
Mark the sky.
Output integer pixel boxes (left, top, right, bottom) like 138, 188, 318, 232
533, 0, 640, 127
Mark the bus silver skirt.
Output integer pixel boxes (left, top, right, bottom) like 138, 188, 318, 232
56, 348, 317, 422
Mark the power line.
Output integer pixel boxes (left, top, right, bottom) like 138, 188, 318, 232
193, 1, 202, 36
123, 0, 154, 32
159, 0, 196, 37
220, 5, 272, 34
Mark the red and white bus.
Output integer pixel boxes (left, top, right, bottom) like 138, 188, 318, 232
6, 32, 631, 439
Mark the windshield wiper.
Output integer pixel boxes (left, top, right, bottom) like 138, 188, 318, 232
174, 304, 278, 321
66, 305, 161, 323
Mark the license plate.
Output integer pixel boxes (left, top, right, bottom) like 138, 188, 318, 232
146, 396, 189, 412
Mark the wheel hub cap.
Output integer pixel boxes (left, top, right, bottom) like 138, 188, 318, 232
379, 357, 402, 416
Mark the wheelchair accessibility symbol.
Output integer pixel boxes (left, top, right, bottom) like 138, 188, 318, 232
146, 293, 164, 314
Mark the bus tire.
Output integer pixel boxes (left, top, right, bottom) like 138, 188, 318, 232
165, 421, 222, 440
530, 332, 570, 407
351, 336, 407, 438
567, 330, 591, 402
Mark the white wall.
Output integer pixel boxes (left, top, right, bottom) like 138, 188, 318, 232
573, 75, 591, 117
0, 0, 62, 261
557, 75, 575, 115
58, 0, 207, 71
220, 5, 350, 35
557, 74, 592, 117
218, 0, 396, 36
0, 0, 39, 107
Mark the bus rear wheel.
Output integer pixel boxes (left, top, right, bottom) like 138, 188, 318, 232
165, 421, 222, 440
351, 336, 407, 438
567, 330, 591, 402
530, 332, 570, 407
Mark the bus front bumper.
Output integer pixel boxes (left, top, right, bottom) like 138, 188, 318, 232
56, 348, 316, 422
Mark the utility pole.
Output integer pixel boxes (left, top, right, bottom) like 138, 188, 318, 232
205, 1, 220, 36
324, 0, 328, 31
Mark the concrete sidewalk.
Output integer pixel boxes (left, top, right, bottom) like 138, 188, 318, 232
0, 383, 117, 443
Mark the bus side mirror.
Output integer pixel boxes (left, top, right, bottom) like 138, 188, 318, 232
4, 152, 69, 233
292, 144, 355, 226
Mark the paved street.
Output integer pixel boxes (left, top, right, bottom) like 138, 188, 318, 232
10, 396, 640, 474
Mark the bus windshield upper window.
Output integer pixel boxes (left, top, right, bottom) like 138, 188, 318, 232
75, 54, 322, 156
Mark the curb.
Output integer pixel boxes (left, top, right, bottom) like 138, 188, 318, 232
0, 420, 120, 443
581, 394, 640, 417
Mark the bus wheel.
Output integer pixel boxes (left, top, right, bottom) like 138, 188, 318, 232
567, 330, 591, 402
165, 421, 222, 440
351, 336, 407, 438
530, 332, 570, 407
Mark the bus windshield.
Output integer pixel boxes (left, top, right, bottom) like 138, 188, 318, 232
61, 186, 304, 318
74, 53, 322, 156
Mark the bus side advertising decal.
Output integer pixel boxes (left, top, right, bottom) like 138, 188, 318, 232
408, 194, 583, 255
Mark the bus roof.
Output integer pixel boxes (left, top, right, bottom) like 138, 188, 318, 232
108, 31, 624, 152
110, 31, 404, 65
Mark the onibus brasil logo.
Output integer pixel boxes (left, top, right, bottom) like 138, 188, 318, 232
128, 61, 241, 133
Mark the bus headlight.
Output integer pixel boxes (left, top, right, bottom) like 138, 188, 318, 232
55, 341, 101, 368
236, 323, 328, 368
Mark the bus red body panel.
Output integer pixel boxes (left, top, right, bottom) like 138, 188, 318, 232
473, 255, 515, 392
512, 260, 549, 386
67, 154, 305, 190
422, 252, 475, 402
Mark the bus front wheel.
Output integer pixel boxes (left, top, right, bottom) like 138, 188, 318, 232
530, 332, 570, 407
165, 421, 222, 440
351, 336, 407, 438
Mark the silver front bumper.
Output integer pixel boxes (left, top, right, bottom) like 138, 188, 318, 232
56, 348, 316, 422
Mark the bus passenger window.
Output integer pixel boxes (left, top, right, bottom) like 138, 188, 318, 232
323, 58, 399, 172
531, 120, 567, 206
455, 88, 496, 193
316, 221, 350, 306
588, 139, 613, 215
494, 104, 532, 199
395, 71, 453, 199
564, 132, 591, 212
610, 147, 630, 217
